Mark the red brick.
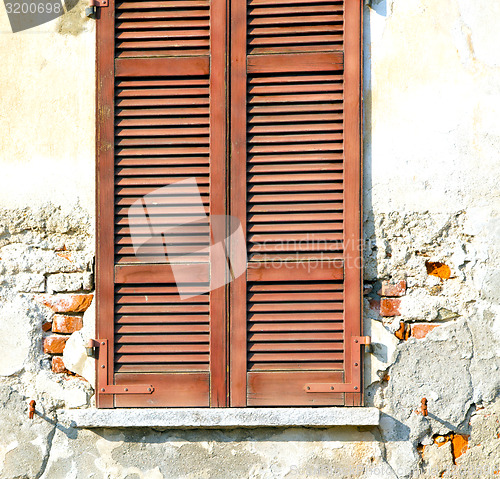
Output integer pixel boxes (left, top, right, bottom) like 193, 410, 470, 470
380, 298, 401, 317
52, 314, 83, 334
411, 323, 440, 339
43, 335, 69, 354
363, 284, 373, 296
378, 280, 406, 297
394, 321, 410, 340
42, 322, 52, 332
51, 356, 68, 374
368, 299, 381, 312
425, 261, 451, 280
35, 294, 94, 313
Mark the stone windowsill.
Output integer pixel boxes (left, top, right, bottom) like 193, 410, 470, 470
58, 407, 380, 429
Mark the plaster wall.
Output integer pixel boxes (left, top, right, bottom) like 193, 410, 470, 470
1, 0, 500, 478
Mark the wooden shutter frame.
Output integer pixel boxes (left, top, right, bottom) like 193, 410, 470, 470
96, 0, 116, 409
96, 0, 364, 408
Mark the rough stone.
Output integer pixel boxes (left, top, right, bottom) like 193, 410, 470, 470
59, 407, 381, 429
47, 273, 86, 293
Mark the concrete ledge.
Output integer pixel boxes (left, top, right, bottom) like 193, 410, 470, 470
58, 407, 380, 429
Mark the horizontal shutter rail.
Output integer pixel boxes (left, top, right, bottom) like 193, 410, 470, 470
248, 52, 343, 73
248, 321, 344, 332
115, 57, 209, 77
116, 314, 209, 324
115, 264, 210, 283
115, 354, 209, 363
117, 324, 209, 333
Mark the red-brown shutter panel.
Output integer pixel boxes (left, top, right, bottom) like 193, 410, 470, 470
96, 0, 227, 407
229, 0, 363, 406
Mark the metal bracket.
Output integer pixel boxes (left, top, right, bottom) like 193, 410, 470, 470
90, 339, 155, 395
89, 0, 108, 6
304, 336, 371, 393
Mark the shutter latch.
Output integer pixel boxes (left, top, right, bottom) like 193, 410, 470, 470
304, 336, 371, 393
85, 0, 108, 18
88, 339, 155, 395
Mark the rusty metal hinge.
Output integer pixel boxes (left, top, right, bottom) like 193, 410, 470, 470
88, 339, 155, 395
304, 336, 371, 393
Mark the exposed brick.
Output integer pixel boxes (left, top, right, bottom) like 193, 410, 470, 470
51, 356, 68, 374
52, 314, 83, 334
425, 261, 451, 279
43, 335, 69, 354
411, 323, 440, 339
42, 321, 52, 332
35, 294, 93, 313
395, 321, 411, 340
378, 280, 406, 297
363, 284, 373, 296
451, 434, 469, 462
380, 298, 401, 317
368, 299, 381, 312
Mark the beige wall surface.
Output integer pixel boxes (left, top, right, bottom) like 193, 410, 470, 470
1, 1, 500, 478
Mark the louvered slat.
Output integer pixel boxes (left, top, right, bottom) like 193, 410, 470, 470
248, 0, 343, 55
114, 283, 210, 373
116, 0, 210, 57
115, 75, 210, 264
247, 69, 344, 260
247, 280, 344, 371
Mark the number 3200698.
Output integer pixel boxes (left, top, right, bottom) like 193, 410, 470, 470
5, 2, 63, 14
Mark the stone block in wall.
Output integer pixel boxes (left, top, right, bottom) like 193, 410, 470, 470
47, 273, 89, 293
51, 314, 83, 334
15, 273, 45, 292
35, 294, 93, 313
43, 335, 69, 354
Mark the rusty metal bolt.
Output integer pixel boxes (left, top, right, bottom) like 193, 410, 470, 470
28, 400, 36, 420
421, 397, 428, 417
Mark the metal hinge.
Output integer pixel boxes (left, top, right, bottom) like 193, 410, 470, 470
304, 336, 371, 393
88, 339, 155, 395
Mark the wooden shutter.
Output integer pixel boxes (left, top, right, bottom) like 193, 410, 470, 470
96, 0, 227, 407
229, 0, 363, 406
97, 0, 363, 408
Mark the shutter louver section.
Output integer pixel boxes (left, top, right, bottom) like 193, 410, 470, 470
248, 0, 343, 55
247, 69, 344, 262
116, 0, 210, 57
230, 0, 363, 406
114, 283, 210, 373
97, 0, 228, 407
115, 74, 211, 264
